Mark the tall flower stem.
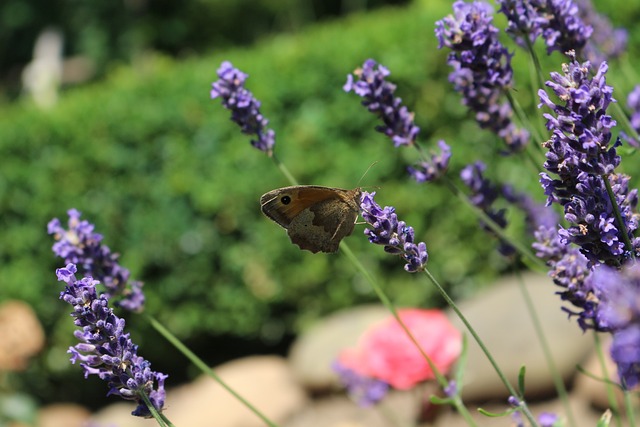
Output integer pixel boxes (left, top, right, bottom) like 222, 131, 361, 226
623, 389, 637, 427
524, 36, 546, 94
504, 90, 545, 155
421, 268, 539, 427
340, 244, 479, 427
442, 176, 547, 270
140, 394, 173, 427
272, 154, 299, 186
147, 316, 281, 427
603, 176, 635, 258
513, 268, 577, 427
593, 331, 623, 427
611, 100, 639, 144
618, 57, 640, 141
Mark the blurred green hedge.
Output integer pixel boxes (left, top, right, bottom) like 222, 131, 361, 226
0, 0, 409, 96
1, 0, 639, 407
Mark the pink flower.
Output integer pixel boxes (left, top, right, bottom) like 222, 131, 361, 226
338, 309, 462, 390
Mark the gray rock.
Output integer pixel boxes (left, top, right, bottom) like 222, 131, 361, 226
37, 403, 91, 427
572, 337, 640, 413
432, 394, 604, 427
91, 355, 308, 427
450, 272, 594, 402
284, 389, 419, 427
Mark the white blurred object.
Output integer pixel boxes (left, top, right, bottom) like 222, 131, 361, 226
22, 27, 64, 109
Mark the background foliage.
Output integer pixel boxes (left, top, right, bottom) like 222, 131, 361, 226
0, 0, 408, 98
1, 0, 639, 410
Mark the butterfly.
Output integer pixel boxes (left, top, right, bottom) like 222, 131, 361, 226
260, 186, 362, 253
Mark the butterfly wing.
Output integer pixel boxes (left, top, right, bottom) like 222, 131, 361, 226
260, 186, 338, 227
290, 193, 360, 252
260, 186, 361, 253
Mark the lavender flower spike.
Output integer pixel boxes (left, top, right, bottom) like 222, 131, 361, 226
575, 0, 628, 66
621, 85, 640, 147
57, 263, 167, 417
344, 59, 420, 147
538, 52, 640, 266
498, 0, 593, 56
407, 140, 451, 183
436, 1, 529, 153
460, 161, 513, 256
211, 61, 276, 155
360, 192, 428, 272
48, 209, 144, 312
586, 264, 640, 389
332, 360, 389, 407
533, 225, 595, 331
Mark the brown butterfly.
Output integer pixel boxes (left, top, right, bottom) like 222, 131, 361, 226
260, 186, 362, 253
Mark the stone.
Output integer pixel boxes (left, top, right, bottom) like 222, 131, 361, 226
91, 355, 307, 427
0, 300, 45, 371
573, 336, 640, 412
449, 272, 594, 401
431, 394, 604, 427
37, 403, 91, 427
284, 390, 418, 427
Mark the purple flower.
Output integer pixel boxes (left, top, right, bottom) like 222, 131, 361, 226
498, 0, 593, 56
610, 325, 640, 389
436, 0, 529, 153
211, 61, 276, 155
538, 412, 560, 427
533, 225, 595, 330
360, 192, 428, 272
57, 264, 167, 417
575, 0, 628, 66
332, 360, 389, 407
628, 86, 640, 132
621, 85, 640, 147
502, 185, 560, 233
444, 379, 458, 398
460, 161, 513, 256
586, 264, 640, 388
538, 53, 640, 266
48, 209, 144, 312
344, 59, 420, 147
407, 140, 451, 183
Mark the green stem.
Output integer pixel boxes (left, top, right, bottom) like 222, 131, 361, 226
340, 244, 446, 384
504, 90, 545, 157
513, 269, 577, 427
623, 389, 637, 427
271, 153, 299, 186
593, 331, 622, 427
422, 268, 539, 427
611, 100, 640, 144
340, 243, 479, 427
147, 315, 281, 427
140, 393, 173, 427
442, 177, 547, 270
524, 37, 546, 93
603, 175, 635, 259
608, 57, 640, 145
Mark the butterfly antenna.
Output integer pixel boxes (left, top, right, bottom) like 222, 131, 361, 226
356, 161, 379, 188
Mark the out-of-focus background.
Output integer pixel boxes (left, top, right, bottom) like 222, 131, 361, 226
1, 0, 639, 425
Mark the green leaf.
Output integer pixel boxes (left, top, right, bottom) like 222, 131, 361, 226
454, 333, 469, 389
478, 406, 516, 418
429, 395, 454, 405
518, 365, 527, 395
